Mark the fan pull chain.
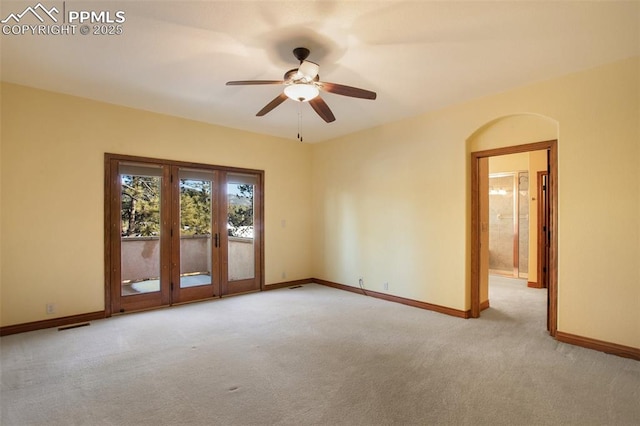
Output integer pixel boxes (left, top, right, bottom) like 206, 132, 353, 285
297, 102, 303, 142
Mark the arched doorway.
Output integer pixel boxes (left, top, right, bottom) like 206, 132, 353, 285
467, 114, 558, 336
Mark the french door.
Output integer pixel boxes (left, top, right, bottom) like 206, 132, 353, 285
105, 154, 263, 314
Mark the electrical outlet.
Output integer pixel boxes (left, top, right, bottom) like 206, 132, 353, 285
46, 303, 56, 314
281, 271, 287, 279
384, 282, 389, 291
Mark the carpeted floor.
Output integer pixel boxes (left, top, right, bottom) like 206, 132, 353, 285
1, 279, 639, 425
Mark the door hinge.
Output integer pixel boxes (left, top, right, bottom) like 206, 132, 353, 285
171, 174, 174, 183
171, 282, 174, 291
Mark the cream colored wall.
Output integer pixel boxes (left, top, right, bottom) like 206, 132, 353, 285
312, 57, 640, 348
0, 83, 313, 327
312, 115, 469, 308
489, 152, 529, 173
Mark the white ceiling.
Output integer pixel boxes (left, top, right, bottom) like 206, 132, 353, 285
2, 1, 639, 143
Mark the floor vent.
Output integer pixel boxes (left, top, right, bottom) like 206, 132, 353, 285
289, 286, 302, 289
58, 322, 90, 331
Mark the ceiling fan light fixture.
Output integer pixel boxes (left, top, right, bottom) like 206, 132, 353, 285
297, 60, 319, 80
284, 83, 319, 102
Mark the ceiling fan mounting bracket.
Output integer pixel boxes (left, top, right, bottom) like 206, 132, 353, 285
292, 47, 310, 63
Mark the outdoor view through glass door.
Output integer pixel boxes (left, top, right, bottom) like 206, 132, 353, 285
120, 164, 162, 296
106, 155, 263, 314
115, 162, 170, 312
172, 167, 218, 304
221, 173, 260, 295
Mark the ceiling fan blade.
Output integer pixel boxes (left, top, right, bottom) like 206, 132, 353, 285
256, 93, 288, 116
309, 97, 336, 123
319, 82, 377, 100
226, 80, 284, 86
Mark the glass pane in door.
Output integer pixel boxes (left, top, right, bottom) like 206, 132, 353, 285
518, 172, 529, 278
120, 164, 163, 296
179, 169, 214, 288
227, 180, 255, 281
488, 174, 515, 275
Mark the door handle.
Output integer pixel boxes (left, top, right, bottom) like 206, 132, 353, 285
214, 233, 219, 248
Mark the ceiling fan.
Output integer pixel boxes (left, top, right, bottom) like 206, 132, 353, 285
226, 47, 376, 123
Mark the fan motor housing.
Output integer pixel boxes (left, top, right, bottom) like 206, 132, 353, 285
284, 68, 320, 82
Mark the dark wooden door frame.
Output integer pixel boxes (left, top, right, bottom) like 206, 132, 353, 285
470, 140, 558, 336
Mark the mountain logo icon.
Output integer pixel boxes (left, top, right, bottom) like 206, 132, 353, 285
1, 3, 59, 24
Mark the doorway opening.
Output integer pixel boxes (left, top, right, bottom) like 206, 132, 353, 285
488, 170, 530, 279
471, 140, 557, 336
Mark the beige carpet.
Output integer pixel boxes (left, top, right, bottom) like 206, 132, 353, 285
1, 279, 639, 425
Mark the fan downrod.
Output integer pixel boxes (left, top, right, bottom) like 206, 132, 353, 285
292, 47, 310, 63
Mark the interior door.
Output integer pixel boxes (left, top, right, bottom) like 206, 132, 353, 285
538, 164, 552, 331
537, 171, 549, 290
